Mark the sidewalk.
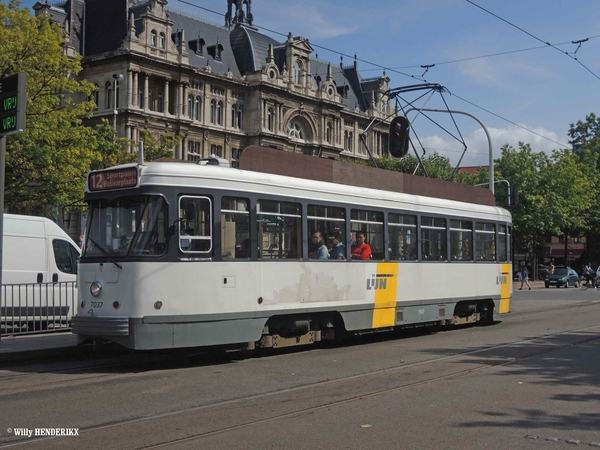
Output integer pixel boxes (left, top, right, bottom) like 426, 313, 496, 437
0, 332, 84, 363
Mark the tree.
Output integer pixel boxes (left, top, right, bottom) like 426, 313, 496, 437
1, 0, 97, 214
495, 142, 597, 271
568, 112, 600, 264
89, 120, 136, 171
568, 113, 600, 149
138, 126, 183, 162
495, 143, 549, 263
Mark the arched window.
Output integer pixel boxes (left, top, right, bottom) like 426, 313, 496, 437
237, 106, 243, 129
148, 90, 154, 111
326, 122, 332, 144
217, 101, 223, 125
288, 120, 304, 140
294, 60, 303, 85
194, 96, 201, 121
187, 95, 194, 119
157, 91, 164, 112
138, 87, 144, 109
231, 104, 236, 127
150, 30, 157, 47
159, 32, 166, 49
92, 84, 99, 110
210, 100, 216, 124
104, 81, 112, 109
267, 108, 274, 131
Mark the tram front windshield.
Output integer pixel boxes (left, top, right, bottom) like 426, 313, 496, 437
83, 196, 168, 258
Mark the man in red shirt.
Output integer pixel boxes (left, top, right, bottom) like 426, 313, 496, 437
351, 231, 372, 260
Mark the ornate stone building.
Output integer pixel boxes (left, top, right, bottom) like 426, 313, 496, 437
34, 0, 393, 165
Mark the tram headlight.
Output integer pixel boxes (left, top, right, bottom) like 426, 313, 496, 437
90, 281, 103, 297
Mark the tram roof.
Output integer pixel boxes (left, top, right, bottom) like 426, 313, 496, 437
114, 148, 510, 222
87, 148, 509, 221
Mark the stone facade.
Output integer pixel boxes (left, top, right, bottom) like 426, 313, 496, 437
34, 0, 394, 165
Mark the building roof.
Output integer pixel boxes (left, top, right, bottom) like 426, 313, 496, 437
37, 0, 384, 114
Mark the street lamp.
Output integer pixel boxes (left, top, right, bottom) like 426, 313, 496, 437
112, 73, 124, 133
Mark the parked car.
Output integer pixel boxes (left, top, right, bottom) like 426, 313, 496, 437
538, 264, 549, 279
544, 267, 579, 288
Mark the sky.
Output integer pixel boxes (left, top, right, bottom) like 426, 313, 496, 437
14, 0, 600, 167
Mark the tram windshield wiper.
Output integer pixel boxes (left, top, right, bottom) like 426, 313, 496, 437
87, 237, 123, 270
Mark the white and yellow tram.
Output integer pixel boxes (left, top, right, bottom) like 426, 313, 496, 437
72, 153, 512, 350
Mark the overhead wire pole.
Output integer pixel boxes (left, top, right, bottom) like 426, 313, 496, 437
360, 83, 445, 177
405, 108, 495, 194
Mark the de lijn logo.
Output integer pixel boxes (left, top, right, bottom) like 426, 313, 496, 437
496, 273, 508, 285
366, 273, 394, 290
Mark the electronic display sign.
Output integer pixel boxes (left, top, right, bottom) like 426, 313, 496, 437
0, 73, 27, 136
88, 167, 139, 191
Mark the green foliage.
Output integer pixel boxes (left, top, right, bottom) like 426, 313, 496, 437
1, 0, 96, 214
351, 152, 456, 181
89, 120, 136, 170
138, 126, 183, 162
568, 113, 600, 148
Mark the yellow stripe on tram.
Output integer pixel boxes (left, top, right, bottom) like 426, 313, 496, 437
372, 262, 399, 328
499, 263, 512, 314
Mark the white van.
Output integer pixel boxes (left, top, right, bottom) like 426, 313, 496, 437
1, 214, 80, 332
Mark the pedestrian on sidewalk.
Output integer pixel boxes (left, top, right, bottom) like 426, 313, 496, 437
519, 267, 531, 290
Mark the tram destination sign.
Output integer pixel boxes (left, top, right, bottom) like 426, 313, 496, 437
0, 73, 27, 137
88, 167, 139, 192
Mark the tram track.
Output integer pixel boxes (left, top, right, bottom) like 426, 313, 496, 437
2, 320, 600, 449
0, 299, 598, 395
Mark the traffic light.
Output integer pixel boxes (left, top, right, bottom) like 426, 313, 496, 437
389, 116, 410, 158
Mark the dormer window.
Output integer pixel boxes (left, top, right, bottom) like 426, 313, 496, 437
207, 43, 224, 62
158, 32, 166, 50
150, 30, 157, 47
189, 38, 205, 55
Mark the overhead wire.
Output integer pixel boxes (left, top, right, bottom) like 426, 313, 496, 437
361, 36, 600, 73
465, 0, 600, 81
175, 0, 574, 151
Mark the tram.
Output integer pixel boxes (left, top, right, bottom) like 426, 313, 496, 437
72, 150, 512, 350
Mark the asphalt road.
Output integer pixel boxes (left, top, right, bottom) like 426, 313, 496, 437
1, 286, 600, 450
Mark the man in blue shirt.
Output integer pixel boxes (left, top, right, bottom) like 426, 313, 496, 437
329, 233, 345, 260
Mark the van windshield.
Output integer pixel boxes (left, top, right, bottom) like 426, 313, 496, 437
83, 196, 168, 258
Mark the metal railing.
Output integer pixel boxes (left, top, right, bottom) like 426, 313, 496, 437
1, 282, 77, 336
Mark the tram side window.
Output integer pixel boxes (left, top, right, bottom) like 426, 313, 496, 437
421, 216, 447, 261
350, 209, 383, 260
257, 200, 301, 260
498, 225, 507, 262
179, 196, 212, 254
389, 213, 417, 261
507, 226, 512, 262
307, 205, 345, 260
475, 222, 496, 261
449, 220, 473, 261
221, 197, 250, 259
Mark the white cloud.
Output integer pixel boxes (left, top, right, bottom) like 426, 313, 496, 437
415, 124, 569, 167
258, 1, 370, 39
